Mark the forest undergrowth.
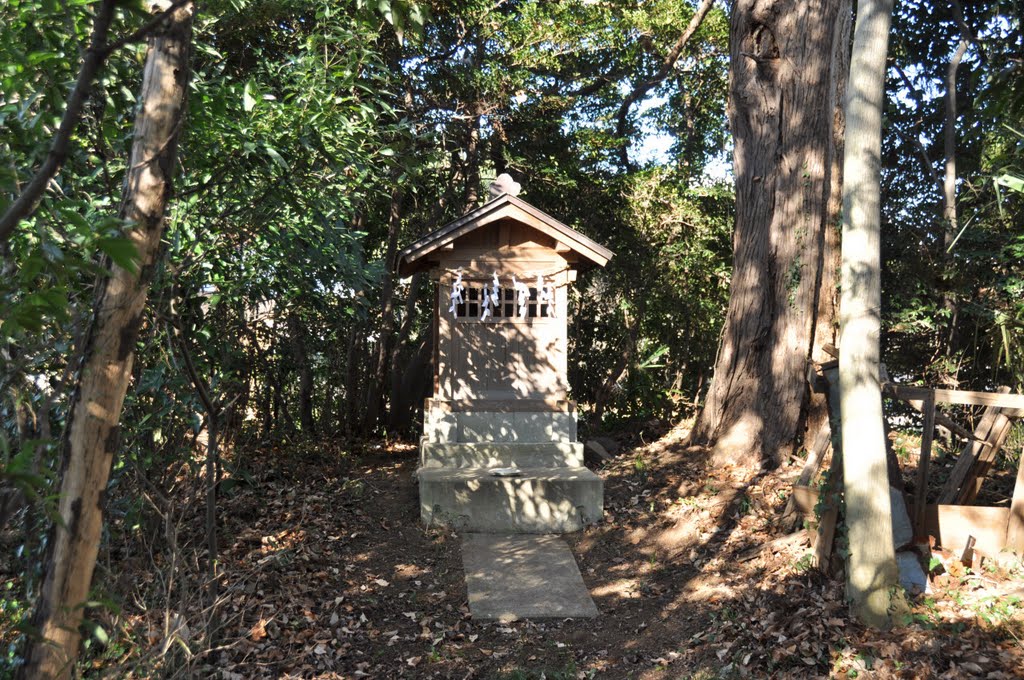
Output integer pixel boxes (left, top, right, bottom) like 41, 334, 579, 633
4, 425, 1024, 679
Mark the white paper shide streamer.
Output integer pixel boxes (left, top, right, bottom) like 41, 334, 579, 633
455, 270, 557, 321
480, 282, 493, 320
448, 270, 465, 316
479, 271, 503, 320
536, 272, 556, 318
511, 275, 530, 319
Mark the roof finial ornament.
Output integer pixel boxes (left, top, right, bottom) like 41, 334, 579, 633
488, 173, 521, 198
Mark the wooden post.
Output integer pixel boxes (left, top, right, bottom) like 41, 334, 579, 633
782, 422, 832, 531
814, 364, 844, 571
1004, 445, 1024, 553
913, 389, 936, 542
814, 450, 843, 572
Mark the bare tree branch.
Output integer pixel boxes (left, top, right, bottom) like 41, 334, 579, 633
0, 0, 116, 246
0, 0, 192, 248
614, 0, 715, 170
100, 0, 192, 57
949, 0, 987, 63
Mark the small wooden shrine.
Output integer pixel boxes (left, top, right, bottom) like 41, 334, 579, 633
397, 177, 613, 532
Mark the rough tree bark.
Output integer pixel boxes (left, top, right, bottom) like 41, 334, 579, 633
594, 304, 639, 424
387, 273, 426, 433
462, 100, 484, 212
839, 0, 898, 628
460, 32, 486, 213
18, 4, 194, 677
690, 0, 852, 466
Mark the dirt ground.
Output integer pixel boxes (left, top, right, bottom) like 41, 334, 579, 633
172, 425, 1021, 679
6, 425, 1024, 678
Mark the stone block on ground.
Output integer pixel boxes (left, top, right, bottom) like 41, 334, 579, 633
418, 467, 603, 533
423, 411, 577, 443
591, 436, 621, 455
890, 486, 914, 548
419, 441, 584, 469
897, 551, 929, 595
462, 533, 598, 620
584, 440, 613, 464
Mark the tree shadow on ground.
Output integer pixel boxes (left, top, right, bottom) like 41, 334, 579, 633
65, 433, 1024, 679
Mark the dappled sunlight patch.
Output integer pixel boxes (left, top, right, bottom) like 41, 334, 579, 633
258, 528, 306, 555
52, 427, 1024, 678
679, 579, 738, 603
392, 563, 430, 580
591, 578, 643, 600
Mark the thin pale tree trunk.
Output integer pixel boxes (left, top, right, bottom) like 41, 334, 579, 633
691, 0, 851, 466
365, 185, 403, 431
943, 41, 967, 241
941, 40, 968, 354
19, 4, 194, 677
287, 312, 315, 435
839, 0, 898, 629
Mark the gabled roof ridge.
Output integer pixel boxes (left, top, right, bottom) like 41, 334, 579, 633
397, 193, 613, 276
501, 194, 611, 259
398, 193, 514, 259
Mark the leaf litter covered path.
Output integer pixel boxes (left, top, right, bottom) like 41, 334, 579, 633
214, 428, 1024, 679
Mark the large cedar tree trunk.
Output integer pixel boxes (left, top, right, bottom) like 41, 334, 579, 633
691, 0, 851, 466
19, 5, 193, 677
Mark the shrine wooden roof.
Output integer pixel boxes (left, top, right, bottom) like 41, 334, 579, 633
396, 193, 614, 276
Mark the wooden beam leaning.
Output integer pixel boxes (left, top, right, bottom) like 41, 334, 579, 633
937, 387, 1011, 504
957, 411, 1020, 505
813, 363, 843, 572
781, 424, 832, 531
814, 454, 842, 572
913, 389, 936, 542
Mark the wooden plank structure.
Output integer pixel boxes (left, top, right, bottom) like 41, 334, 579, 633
785, 350, 1024, 567
780, 423, 832, 531
784, 357, 845, 571
880, 383, 1024, 554
399, 192, 612, 405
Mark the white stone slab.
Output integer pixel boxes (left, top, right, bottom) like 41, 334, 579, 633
462, 533, 598, 621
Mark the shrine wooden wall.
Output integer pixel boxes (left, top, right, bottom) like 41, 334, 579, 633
432, 218, 576, 402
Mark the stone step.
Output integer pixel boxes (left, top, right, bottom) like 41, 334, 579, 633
420, 440, 584, 469
424, 410, 576, 443
417, 467, 603, 533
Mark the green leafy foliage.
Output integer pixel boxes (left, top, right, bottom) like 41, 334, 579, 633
6, 0, 1017, 671
883, 0, 1023, 389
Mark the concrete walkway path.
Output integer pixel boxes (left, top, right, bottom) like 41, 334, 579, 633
462, 533, 598, 621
